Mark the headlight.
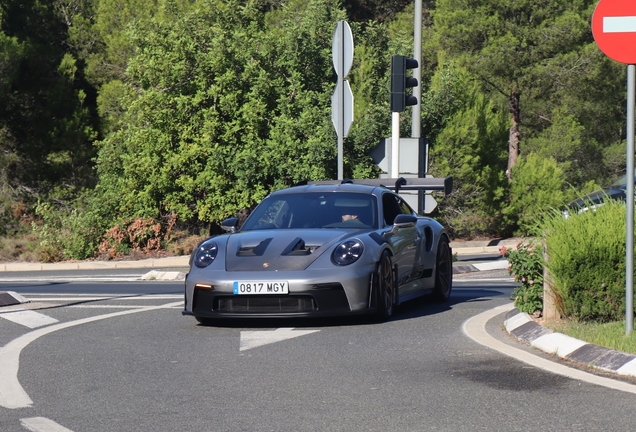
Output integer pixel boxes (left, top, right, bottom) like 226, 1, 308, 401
194, 241, 218, 268
332, 240, 364, 266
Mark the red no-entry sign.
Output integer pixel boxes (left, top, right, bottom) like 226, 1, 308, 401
592, 0, 636, 64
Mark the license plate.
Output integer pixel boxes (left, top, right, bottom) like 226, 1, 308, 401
233, 281, 289, 295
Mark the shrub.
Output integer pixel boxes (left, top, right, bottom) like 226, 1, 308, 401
32, 202, 109, 262
97, 215, 177, 260
540, 199, 627, 322
503, 242, 544, 314
502, 154, 567, 236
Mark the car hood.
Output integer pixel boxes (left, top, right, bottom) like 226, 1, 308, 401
224, 228, 365, 271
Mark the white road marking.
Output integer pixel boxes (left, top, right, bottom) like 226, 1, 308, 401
0, 301, 182, 409
463, 303, 636, 395
240, 328, 321, 351
20, 417, 74, 432
20, 295, 182, 302
604, 16, 636, 33
0, 310, 59, 328
473, 260, 509, 271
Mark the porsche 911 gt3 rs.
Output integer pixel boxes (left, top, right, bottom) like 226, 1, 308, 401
182, 177, 453, 323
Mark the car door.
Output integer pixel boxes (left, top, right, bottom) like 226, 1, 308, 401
381, 192, 421, 295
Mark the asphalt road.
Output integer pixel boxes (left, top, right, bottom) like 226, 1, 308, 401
2, 275, 636, 431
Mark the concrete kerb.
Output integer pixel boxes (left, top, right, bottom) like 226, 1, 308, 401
504, 308, 636, 378
0, 256, 190, 272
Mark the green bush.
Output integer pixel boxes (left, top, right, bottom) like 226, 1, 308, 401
540, 199, 628, 322
32, 201, 109, 261
503, 154, 567, 236
503, 242, 544, 314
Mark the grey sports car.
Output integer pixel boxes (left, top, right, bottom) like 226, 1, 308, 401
182, 177, 453, 323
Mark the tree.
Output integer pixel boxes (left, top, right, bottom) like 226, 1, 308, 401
94, 0, 344, 226
434, 0, 596, 179
426, 65, 509, 236
0, 0, 98, 228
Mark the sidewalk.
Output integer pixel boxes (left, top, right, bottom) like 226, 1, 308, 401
0, 255, 190, 272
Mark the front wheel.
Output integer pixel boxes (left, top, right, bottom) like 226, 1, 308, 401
433, 237, 453, 302
374, 251, 396, 321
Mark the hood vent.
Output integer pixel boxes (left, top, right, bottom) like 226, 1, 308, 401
237, 238, 273, 256
282, 237, 316, 256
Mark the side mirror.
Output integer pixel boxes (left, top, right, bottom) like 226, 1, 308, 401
392, 214, 417, 232
221, 217, 239, 233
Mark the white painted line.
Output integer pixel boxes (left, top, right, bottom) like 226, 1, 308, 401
473, 260, 509, 271
463, 303, 636, 395
531, 333, 587, 358
0, 310, 58, 329
21, 417, 74, 432
604, 16, 636, 33
0, 301, 182, 409
240, 328, 320, 351
22, 295, 182, 302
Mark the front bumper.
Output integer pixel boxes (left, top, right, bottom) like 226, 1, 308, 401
183, 265, 376, 319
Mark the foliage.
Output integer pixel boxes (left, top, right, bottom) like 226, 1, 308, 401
502, 242, 543, 315
540, 199, 627, 322
97, 215, 177, 259
433, 0, 603, 179
94, 0, 343, 225
503, 153, 567, 236
0, 0, 632, 258
427, 66, 509, 237
32, 199, 110, 261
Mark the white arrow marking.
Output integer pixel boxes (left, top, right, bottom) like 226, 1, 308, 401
0, 310, 58, 329
240, 328, 320, 351
21, 417, 74, 432
604, 16, 636, 33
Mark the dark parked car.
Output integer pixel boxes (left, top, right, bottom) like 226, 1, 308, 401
563, 172, 635, 218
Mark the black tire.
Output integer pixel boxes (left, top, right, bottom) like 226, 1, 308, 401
433, 236, 453, 301
374, 251, 396, 321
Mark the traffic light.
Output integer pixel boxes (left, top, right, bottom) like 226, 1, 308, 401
390, 55, 418, 112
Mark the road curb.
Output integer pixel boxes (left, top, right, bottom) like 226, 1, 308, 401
504, 308, 636, 378
0, 291, 29, 307
0, 256, 190, 272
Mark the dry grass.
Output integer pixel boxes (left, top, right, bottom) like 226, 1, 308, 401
166, 231, 206, 256
0, 232, 40, 262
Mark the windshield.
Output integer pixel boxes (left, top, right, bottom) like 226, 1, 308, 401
241, 192, 378, 231
610, 170, 636, 189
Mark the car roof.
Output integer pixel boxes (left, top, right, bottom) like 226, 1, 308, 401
270, 183, 383, 196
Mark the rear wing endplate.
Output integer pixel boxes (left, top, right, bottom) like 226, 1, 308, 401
309, 176, 453, 196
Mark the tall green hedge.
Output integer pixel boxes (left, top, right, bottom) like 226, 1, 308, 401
541, 199, 628, 322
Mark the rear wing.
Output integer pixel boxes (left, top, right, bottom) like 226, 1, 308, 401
309, 176, 453, 196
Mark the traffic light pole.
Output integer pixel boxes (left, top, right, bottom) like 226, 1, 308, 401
412, 0, 422, 139
391, 112, 400, 177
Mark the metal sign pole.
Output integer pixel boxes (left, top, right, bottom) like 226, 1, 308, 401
627, 64, 635, 335
331, 21, 354, 181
